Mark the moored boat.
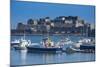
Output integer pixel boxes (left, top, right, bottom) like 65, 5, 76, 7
73, 38, 95, 53
74, 38, 95, 48
27, 37, 62, 53
12, 36, 32, 50
11, 39, 20, 46
27, 46, 62, 53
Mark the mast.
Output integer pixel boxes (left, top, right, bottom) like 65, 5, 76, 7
23, 27, 26, 40
46, 25, 50, 37
86, 24, 89, 37
24, 31, 25, 40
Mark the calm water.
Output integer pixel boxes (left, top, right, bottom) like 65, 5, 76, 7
10, 35, 95, 66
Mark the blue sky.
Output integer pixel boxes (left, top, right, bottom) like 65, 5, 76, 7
11, 0, 95, 29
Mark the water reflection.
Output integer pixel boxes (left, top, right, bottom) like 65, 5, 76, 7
42, 53, 62, 64
11, 49, 95, 66
20, 50, 27, 65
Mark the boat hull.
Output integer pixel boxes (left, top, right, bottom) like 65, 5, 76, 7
80, 45, 95, 53
80, 45, 95, 50
27, 46, 62, 53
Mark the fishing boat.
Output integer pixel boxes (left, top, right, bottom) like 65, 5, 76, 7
12, 33, 32, 50
13, 37, 31, 50
74, 38, 94, 48
27, 37, 62, 53
73, 38, 95, 53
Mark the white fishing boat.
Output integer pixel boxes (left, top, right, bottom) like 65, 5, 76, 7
13, 37, 31, 50
74, 38, 95, 48
12, 32, 32, 50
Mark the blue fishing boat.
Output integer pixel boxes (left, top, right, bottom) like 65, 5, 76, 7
27, 37, 62, 53
27, 46, 62, 53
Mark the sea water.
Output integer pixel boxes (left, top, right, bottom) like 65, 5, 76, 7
10, 35, 95, 66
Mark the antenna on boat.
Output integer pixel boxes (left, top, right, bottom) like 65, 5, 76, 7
24, 31, 25, 40
46, 25, 50, 37
86, 23, 90, 37
23, 27, 26, 40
